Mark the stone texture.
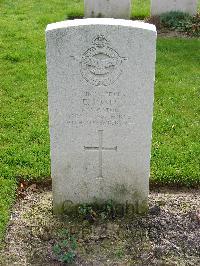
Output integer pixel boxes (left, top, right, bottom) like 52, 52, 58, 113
84, 0, 131, 19
46, 19, 157, 213
151, 0, 198, 16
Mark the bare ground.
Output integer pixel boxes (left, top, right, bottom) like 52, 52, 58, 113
0, 187, 200, 265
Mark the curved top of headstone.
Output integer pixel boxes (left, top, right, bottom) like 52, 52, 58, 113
46, 18, 156, 33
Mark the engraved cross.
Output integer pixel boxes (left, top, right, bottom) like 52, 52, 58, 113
84, 130, 117, 178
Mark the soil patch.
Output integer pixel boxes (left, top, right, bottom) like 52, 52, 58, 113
0, 188, 199, 265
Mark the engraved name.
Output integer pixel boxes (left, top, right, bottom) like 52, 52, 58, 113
66, 90, 131, 127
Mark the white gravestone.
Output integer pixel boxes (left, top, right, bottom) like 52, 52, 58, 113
46, 19, 157, 214
84, 0, 132, 19
151, 0, 198, 16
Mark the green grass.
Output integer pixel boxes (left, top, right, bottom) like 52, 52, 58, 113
0, 178, 16, 248
0, 0, 200, 243
132, 0, 151, 18
152, 39, 200, 185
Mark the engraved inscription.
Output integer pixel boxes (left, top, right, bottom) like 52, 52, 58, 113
84, 130, 117, 178
80, 35, 127, 86
82, 91, 126, 113
66, 90, 132, 127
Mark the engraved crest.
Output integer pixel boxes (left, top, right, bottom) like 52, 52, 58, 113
80, 35, 127, 86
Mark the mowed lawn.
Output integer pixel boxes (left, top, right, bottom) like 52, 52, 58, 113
0, 0, 199, 242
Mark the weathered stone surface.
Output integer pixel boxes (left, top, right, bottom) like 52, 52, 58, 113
151, 0, 198, 16
84, 0, 132, 19
46, 19, 157, 213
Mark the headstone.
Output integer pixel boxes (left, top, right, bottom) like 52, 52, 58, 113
84, 0, 132, 19
46, 19, 157, 214
151, 0, 198, 16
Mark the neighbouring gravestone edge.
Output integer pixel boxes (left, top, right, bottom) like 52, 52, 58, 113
151, 0, 198, 16
84, 0, 132, 19
45, 18, 157, 34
